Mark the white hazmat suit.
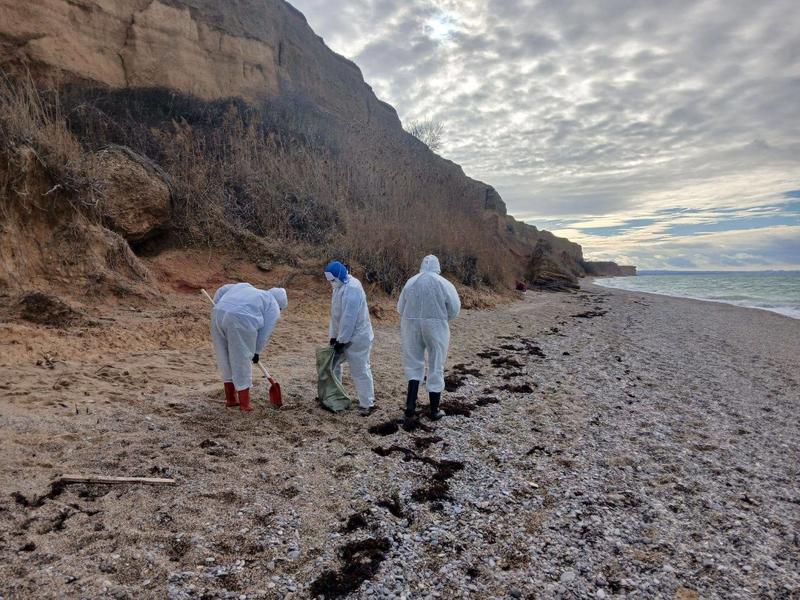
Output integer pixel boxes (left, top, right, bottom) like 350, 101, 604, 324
211, 283, 288, 391
329, 275, 375, 409
397, 255, 461, 393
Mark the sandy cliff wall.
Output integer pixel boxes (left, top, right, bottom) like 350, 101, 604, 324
582, 262, 637, 277
0, 0, 597, 286
0, 0, 280, 99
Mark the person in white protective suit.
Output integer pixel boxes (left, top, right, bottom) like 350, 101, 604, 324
324, 261, 376, 416
397, 255, 461, 421
211, 283, 288, 412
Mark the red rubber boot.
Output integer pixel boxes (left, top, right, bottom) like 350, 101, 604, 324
224, 382, 238, 407
238, 388, 253, 412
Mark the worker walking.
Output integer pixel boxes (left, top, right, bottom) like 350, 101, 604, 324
325, 261, 376, 416
398, 255, 461, 421
211, 283, 288, 412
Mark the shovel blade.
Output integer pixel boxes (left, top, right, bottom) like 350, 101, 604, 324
268, 377, 283, 408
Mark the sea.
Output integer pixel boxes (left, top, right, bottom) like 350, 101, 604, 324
594, 271, 800, 320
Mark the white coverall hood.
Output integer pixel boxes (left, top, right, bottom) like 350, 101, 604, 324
269, 287, 288, 311
420, 255, 441, 274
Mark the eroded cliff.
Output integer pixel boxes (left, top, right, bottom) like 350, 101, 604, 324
0, 0, 607, 291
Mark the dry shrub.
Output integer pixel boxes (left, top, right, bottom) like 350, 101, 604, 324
152, 114, 344, 249
2, 75, 516, 292
0, 73, 101, 208
59, 85, 348, 252
15, 291, 81, 327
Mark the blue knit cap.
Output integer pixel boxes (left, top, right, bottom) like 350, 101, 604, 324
324, 261, 349, 283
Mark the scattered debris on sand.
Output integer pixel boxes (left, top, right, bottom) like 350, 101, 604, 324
444, 373, 466, 391
572, 309, 608, 319
3, 285, 798, 599
310, 538, 392, 599
450, 363, 482, 377
476, 396, 500, 406
377, 493, 405, 519
413, 435, 443, 449
439, 399, 475, 417
368, 420, 399, 436
498, 383, 536, 394
341, 512, 369, 533
491, 356, 524, 369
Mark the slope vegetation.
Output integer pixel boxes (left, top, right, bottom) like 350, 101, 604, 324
0, 0, 600, 297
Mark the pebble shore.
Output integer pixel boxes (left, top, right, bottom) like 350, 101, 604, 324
2, 284, 798, 599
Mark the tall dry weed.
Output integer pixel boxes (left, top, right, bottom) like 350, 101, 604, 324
0, 72, 102, 209
1, 76, 516, 292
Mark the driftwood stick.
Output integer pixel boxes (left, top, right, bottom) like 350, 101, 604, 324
57, 474, 176, 486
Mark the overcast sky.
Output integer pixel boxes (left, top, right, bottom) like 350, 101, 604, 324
290, 0, 800, 270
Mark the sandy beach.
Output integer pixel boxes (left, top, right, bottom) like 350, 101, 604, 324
1, 275, 798, 599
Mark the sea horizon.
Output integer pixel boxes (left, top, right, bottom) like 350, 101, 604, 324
594, 270, 800, 319
636, 269, 800, 275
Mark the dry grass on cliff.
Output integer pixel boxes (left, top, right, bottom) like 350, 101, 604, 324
0, 74, 103, 208
1, 75, 510, 293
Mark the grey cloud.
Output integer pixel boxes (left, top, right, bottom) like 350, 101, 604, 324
291, 0, 800, 267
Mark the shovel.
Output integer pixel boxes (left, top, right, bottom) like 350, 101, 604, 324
201, 288, 283, 409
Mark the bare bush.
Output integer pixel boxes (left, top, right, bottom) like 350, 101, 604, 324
1, 75, 513, 293
407, 118, 445, 152
0, 73, 102, 207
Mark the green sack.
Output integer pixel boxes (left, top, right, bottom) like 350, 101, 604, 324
316, 345, 351, 412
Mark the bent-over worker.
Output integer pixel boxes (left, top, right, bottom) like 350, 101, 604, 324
211, 283, 288, 412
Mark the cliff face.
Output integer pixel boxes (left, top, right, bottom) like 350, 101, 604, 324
582, 262, 637, 277
0, 0, 601, 287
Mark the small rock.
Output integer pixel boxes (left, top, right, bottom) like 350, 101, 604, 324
99, 562, 115, 574
560, 570, 576, 583
510, 588, 523, 598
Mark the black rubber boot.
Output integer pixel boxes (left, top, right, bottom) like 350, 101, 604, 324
404, 380, 420, 418
429, 392, 445, 421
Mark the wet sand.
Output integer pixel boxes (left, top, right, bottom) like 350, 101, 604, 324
1, 281, 798, 599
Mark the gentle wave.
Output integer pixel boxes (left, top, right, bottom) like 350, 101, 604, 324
593, 272, 800, 320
